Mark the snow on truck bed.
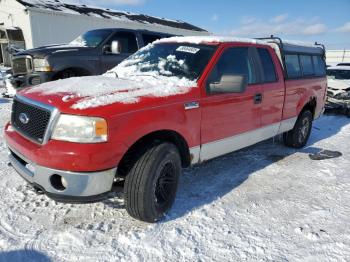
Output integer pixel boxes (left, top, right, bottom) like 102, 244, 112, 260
0, 99, 350, 261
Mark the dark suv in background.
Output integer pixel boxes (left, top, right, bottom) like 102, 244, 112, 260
10, 28, 174, 88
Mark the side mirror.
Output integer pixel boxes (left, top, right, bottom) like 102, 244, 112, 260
209, 74, 247, 94
111, 40, 121, 54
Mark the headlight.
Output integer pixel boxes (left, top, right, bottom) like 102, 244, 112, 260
33, 58, 52, 72
52, 115, 108, 143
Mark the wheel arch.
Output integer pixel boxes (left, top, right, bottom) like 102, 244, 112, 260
117, 129, 191, 177
301, 96, 317, 119
52, 67, 92, 80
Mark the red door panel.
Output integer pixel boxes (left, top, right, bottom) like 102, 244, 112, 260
200, 85, 261, 144
261, 82, 285, 126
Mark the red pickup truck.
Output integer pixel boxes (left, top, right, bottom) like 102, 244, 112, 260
4, 36, 327, 222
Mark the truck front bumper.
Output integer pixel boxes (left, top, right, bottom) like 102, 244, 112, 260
8, 145, 117, 202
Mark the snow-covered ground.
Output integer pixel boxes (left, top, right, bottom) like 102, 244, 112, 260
0, 67, 14, 97
0, 99, 349, 262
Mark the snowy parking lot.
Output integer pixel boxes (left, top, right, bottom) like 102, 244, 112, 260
0, 97, 349, 261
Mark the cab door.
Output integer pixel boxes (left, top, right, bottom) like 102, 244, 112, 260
199, 45, 262, 161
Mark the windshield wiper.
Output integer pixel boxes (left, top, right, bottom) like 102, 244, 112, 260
129, 74, 159, 79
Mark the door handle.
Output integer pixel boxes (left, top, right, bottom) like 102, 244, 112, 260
254, 93, 263, 104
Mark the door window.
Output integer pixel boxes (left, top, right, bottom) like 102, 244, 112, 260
106, 32, 138, 54
207, 47, 257, 94
257, 48, 277, 82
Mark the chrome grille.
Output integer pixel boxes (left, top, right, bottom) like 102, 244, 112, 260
12, 56, 33, 75
11, 97, 55, 144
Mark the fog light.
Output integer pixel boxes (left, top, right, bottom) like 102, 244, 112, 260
50, 174, 66, 191
61, 176, 68, 188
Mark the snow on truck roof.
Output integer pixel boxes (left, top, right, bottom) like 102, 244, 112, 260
15, 0, 206, 32
155, 36, 268, 45
156, 36, 325, 55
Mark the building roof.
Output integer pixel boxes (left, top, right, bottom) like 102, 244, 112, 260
15, 0, 207, 32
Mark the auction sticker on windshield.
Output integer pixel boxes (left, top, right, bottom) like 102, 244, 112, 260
176, 46, 200, 54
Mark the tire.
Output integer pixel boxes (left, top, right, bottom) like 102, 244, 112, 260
283, 110, 313, 148
124, 142, 181, 222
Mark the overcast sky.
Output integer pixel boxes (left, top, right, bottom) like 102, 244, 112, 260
70, 0, 350, 49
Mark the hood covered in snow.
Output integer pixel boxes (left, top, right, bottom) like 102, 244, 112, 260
24, 74, 196, 111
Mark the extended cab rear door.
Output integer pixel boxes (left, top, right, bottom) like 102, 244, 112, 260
255, 46, 286, 129
199, 44, 262, 161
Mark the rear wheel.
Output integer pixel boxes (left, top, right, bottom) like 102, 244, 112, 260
283, 110, 313, 148
124, 143, 181, 222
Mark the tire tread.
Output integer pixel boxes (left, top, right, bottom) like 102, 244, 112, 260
124, 143, 180, 222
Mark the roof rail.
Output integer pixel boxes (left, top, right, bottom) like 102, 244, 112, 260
314, 42, 326, 59
255, 35, 286, 76
255, 35, 326, 74
255, 35, 284, 48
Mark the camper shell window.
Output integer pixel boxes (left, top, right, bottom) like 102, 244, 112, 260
279, 42, 326, 79
285, 53, 326, 79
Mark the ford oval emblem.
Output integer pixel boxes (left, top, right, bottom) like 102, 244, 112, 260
19, 113, 30, 124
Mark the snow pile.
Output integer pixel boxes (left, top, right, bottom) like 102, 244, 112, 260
4, 75, 17, 97
0, 67, 16, 97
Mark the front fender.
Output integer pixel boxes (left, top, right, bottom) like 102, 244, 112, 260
108, 102, 201, 157
48, 56, 97, 75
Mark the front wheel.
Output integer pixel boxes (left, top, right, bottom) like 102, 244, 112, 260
124, 143, 181, 222
283, 110, 313, 148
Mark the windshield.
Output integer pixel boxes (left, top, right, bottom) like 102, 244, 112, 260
327, 69, 350, 80
114, 43, 217, 81
69, 29, 112, 48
